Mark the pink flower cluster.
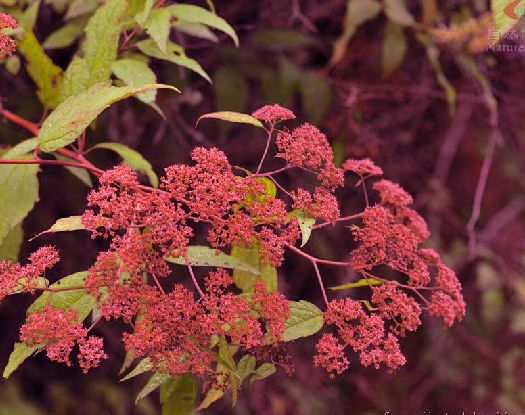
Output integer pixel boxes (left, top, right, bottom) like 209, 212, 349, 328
123, 270, 289, 378
20, 305, 106, 373
0, 13, 17, 59
252, 104, 296, 124
0, 246, 59, 302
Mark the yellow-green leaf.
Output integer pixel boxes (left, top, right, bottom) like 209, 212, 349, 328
329, 277, 382, 290
290, 210, 315, 247
61, 56, 89, 100
283, 300, 324, 342
0, 138, 39, 246
17, 29, 63, 108
0, 223, 23, 261
43, 16, 88, 49
84, 0, 128, 86
111, 59, 157, 103
120, 357, 152, 381
382, 21, 407, 77
197, 111, 264, 128
384, 0, 415, 26
91, 142, 158, 187
144, 8, 171, 53
136, 372, 170, 403
33, 216, 84, 239
39, 83, 178, 152
167, 4, 238, 46
3, 343, 41, 379
160, 374, 196, 415
231, 241, 277, 293
166, 245, 260, 274
136, 39, 211, 83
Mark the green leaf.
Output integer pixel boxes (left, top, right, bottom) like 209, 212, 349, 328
92, 142, 158, 187
134, 0, 154, 26
249, 29, 314, 50
137, 39, 211, 83
17, 29, 63, 108
111, 59, 158, 103
328, 0, 381, 68
197, 387, 224, 410
250, 363, 276, 383
21, 0, 41, 30
167, 4, 238, 46
65, 0, 98, 20
0, 223, 23, 261
231, 241, 277, 293
3, 342, 41, 379
39, 83, 178, 153
236, 354, 256, 383
136, 372, 170, 403
27, 272, 96, 322
144, 8, 171, 53
290, 210, 315, 247
382, 21, 407, 77
384, 0, 414, 26
84, 0, 128, 86
492, 0, 525, 41
33, 216, 84, 239
173, 21, 218, 42
120, 357, 152, 381
160, 374, 196, 415
43, 16, 88, 49
197, 111, 264, 128
61, 56, 89, 100
0, 138, 40, 246
283, 300, 324, 342
166, 245, 260, 274
329, 277, 382, 290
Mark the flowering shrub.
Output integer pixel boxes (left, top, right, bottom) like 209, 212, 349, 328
0, 3, 466, 412
0, 95, 465, 410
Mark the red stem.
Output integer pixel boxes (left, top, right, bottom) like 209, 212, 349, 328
0, 108, 39, 136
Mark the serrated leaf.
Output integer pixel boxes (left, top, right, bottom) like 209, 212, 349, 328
492, 0, 525, 41
136, 372, 170, 403
111, 59, 158, 103
17, 29, 63, 108
384, 0, 414, 26
27, 271, 96, 322
167, 4, 238, 46
197, 111, 264, 128
329, 277, 382, 290
39, 83, 178, 152
166, 245, 260, 274
382, 21, 407, 77
61, 56, 89, 100
120, 357, 152, 381
84, 0, 128, 86
283, 300, 324, 342
0, 223, 23, 261
231, 241, 277, 293
160, 374, 196, 415
43, 16, 88, 49
92, 142, 158, 186
137, 39, 211, 83
0, 138, 39, 246
250, 363, 276, 383
290, 210, 315, 247
33, 216, 84, 239
144, 8, 171, 53
173, 20, 218, 42
3, 342, 41, 379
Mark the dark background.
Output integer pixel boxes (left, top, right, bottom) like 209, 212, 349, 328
1, 1, 525, 414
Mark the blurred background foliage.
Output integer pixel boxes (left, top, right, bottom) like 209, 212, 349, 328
1, 0, 525, 413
